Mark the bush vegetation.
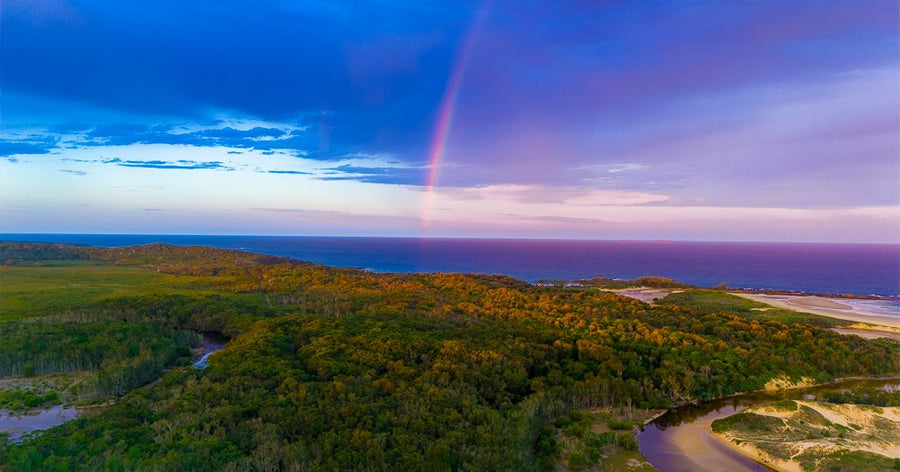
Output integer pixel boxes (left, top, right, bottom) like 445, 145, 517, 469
0, 243, 896, 471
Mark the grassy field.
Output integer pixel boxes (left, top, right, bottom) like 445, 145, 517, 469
0, 262, 224, 320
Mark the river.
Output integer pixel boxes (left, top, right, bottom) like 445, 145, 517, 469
1, 333, 227, 443
193, 331, 227, 369
0, 405, 78, 443
636, 378, 900, 472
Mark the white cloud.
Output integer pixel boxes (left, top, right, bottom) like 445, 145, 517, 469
435, 184, 669, 206
574, 163, 648, 174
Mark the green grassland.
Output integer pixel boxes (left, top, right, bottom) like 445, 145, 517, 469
0, 263, 228, 320
0, 242, 896, 471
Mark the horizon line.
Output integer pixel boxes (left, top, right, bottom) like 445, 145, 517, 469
1, 232, 898, 246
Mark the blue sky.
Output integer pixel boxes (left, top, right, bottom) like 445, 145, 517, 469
1, 0, 898, 241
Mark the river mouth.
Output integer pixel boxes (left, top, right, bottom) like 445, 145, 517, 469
636, 378, 900, 472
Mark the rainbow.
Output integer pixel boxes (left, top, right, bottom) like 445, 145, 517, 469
421, 3, 491, 230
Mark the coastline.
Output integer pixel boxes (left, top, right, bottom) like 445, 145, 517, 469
731, 292, 900, 329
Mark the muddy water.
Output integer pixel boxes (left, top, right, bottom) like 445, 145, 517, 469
636, 378, 900, 472
0, 406, 78, 443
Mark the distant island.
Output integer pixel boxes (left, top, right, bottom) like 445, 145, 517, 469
0, 242, 897, 471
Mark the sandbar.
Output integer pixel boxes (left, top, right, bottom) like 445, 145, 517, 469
614, 288, 682, 304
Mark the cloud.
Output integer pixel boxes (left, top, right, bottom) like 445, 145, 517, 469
251, 207, 345, 216
114, 159, 231, 170
77, 123, 307, 151
317, 157, 426, 185
59, 169, 87, 175
267, 170, 311, 175
437, 184, 669, 206
496, 213, 605, 225
0, 139, 58, 157
575, 163, 648, 174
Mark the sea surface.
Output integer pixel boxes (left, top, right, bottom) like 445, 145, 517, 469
2, 234, 899, 300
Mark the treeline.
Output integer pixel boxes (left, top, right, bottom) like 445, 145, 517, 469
0, 242, 303, 274
0, 243, 897, 471
0, 242, 96, 264
536, 275, 693, 289
816, 387, 900, 407
0, 320, 197, 400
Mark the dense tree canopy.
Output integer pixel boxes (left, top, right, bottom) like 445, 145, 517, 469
0, 243, 896, 471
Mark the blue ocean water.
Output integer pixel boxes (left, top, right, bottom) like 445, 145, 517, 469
2, 234, 899, 298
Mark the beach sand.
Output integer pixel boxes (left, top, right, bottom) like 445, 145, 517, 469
614, 288, 682, 304
710, 401, 900, 472
731, 293, 900, 329
832, 327, 900, 341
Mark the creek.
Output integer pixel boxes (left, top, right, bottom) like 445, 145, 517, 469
193, 331, 227, 369
636, 378, 899, 472
1, 332, 228, 443
0, 405, 77, 443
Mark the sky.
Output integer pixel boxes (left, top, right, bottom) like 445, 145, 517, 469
1, 0, 898, 242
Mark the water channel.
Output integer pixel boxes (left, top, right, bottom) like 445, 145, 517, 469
1, 332, 227, 443
193, 331, 227, 369
636, 377, 900, 472
0, 405, 78, 443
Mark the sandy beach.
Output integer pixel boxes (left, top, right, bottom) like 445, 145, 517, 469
712, 434, 796, 472
731, 293, 900, 329
614, 288, 683, 304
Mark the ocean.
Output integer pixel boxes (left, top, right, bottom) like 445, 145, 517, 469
3, 234, 899, 299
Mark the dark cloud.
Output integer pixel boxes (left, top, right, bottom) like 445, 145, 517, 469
2, 1, 897, 209
2, 0, 461, 155
77, 124, 307, 152
267, 170, 311, 175
6, 1, 896, 170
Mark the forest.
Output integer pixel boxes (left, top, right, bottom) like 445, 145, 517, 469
0, 242, 897, 471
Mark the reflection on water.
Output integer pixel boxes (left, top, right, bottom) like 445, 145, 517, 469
1, 332, 230, 443
638, 402, 768, 471
0, 406, 78, 443
637, 378, 900, 472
